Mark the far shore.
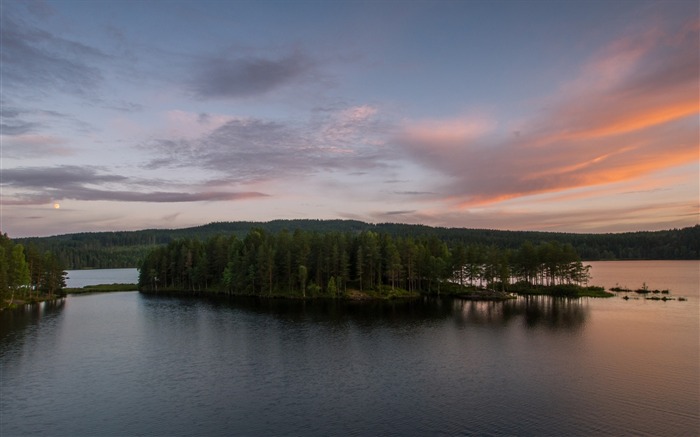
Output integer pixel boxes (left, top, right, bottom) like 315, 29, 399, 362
1, 284, 138, 311
63, 283, 139, 294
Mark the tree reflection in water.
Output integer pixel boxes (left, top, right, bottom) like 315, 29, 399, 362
0, 298, 66, 352
451, 296, 588, 330
180, 293, 589, 332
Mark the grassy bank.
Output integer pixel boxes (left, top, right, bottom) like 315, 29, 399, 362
139, 285, 421, 301
431, 282, 516, 300
138, 282, 616, 301
1, 294, 65, 311
511, 283, 614, 298
427, 282, 613, 300
4, 283, 614, 307
64, 283, 138, 294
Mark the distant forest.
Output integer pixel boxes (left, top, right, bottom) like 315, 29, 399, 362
16, 220, 700, 269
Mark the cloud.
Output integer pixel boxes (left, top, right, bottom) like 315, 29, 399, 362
190, 51, 314, 99
0, 105, 57, 136
0, 14, 107, 96
104, 100, 144, 113
25, 0, 56, 19
1, 120, 42, 136
1, 196, 55, 206
144, 105, 391, 183
384, 210, 416, 216
162, 109, 235, 139
2, 166, 125, 188
145, 118, 305, 181
1, 166, 268, 205
2, 134, 75, 157
394, 191, 435, 196
402, 117, 494, 146
61, 190, 267, 203
313, 104, 387, 150
338, 105, 378, 123
396, 20, 699, 207
364, 198, 698, 233
162, 212, 181, 222
0, 105, 92, 156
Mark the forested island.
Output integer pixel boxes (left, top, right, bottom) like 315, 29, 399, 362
138, 228, 610, 300
0, 234, 67, 310
6, 218, 695, 308
19, 221, 700, 270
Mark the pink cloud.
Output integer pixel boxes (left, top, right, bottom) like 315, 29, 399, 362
339, 105, 378, 122
401, 117, 494, 147
396, 19, 699, 209
369, 200, 698, 234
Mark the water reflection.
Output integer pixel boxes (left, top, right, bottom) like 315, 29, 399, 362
0, 299, 66, 352
452, 296, 588, 330
2, 286, 696, 437
140, 293, 589, 332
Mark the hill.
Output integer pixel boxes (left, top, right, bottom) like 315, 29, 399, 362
15, 220, 700, 269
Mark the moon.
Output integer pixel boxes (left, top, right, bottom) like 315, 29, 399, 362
53, 203, 60, 209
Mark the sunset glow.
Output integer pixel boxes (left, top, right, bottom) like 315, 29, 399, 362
1, 0, 697, 237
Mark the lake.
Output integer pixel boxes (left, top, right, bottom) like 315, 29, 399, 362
64, 268, 139, 288
1, 261, 698, 436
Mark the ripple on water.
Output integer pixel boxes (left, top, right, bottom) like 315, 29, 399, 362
1, 273, 698, 437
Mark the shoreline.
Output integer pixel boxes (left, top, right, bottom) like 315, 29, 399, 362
4, 281, 687, 311
137, 283, 613, 301
1, 284, 139, 311
1, 295, 66, 311
63, 283, 138, 294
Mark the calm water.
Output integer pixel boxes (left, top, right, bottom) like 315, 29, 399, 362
65, 268, 138, 288
1, 262, 698, 436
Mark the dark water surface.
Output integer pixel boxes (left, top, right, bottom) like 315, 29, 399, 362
2, 262, 698, 436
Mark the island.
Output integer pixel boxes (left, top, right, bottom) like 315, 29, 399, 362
138, 229, 612, 300
8, 224, 698, 310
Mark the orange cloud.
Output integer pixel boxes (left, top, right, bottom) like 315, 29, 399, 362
398, 18, 699, 211
561, 100, 698, 141
373, 198, 698, 233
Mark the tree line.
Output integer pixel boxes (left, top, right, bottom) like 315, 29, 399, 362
0, 234, 67, 307
20, 221, 700, 269
138, 229, 592, 298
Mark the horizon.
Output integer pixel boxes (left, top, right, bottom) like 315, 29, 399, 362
2, 0, 699, 238
13, 218, 699, 240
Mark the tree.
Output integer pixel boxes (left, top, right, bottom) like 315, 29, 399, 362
0, 246, 7, 302
299, 265, 307, 298
134, 229, 599, 299
451, 244, 467, 286
327, 276, 337, 297
258, 242, 275, 296
8, 245, 30, 304
385, 240, 401, 291
514, 241, 539, 285
465, 245, 484, 287
400, 238, 418, 292
39, 252, 66, 296
355, 245, 364, 292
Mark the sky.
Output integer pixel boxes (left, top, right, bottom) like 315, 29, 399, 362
1, 0, 698, 237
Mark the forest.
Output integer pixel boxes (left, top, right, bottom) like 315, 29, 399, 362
137, 228, 599, 299
0, 234, 67, 309
18, 221, 700, 269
